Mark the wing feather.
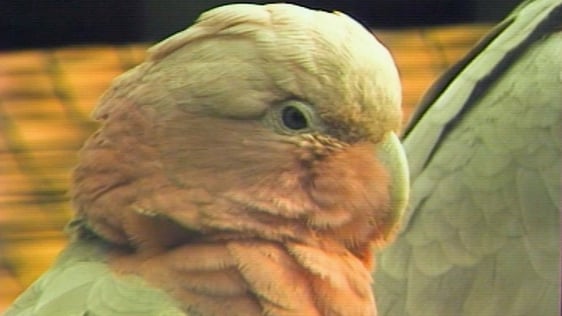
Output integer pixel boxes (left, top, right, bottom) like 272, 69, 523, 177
4, 235, 184, 316
374, 1, 561, 315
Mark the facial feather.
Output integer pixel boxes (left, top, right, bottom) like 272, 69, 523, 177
70, 3, 406, 315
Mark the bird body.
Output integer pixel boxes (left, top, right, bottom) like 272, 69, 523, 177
374, 0, 561, 315
6, 3, 408, 316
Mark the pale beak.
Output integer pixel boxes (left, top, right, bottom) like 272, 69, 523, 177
376, 132, 410, 238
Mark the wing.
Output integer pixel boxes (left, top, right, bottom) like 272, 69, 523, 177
4, 222, 184, 316
374, 0, 561, 315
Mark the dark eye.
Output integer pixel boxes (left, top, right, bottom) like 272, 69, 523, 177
281, 105, 308, 130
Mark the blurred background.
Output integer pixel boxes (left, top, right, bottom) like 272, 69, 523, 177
1, 0, 520, 50
0, 0, 520, 310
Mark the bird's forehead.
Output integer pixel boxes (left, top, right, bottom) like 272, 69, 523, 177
147, 3, 402, 140
257, 4, 403, 137
274, 26, 402, 142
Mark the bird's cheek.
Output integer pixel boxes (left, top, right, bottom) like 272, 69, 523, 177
303, 143, 391, 233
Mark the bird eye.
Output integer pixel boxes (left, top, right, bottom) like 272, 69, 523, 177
281, 105, 308, 130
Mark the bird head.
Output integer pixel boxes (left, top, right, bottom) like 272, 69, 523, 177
71, 3, 408, 268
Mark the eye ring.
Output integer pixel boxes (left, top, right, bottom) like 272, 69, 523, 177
281, 105, 308, 130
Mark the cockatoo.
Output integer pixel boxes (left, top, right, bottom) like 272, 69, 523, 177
374, 0, 561, 315
5, 3, 409, 316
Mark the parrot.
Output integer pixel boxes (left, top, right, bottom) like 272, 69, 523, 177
5, 3, 409, 316
373, 0, 561, 315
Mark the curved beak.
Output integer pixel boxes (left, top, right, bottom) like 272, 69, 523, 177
376, 132, 410, 240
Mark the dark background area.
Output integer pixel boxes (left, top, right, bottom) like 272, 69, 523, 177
1, 0, 522, 50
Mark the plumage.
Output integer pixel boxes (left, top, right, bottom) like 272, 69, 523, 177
5, 3, 408, 316
374, 0, 561, 315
